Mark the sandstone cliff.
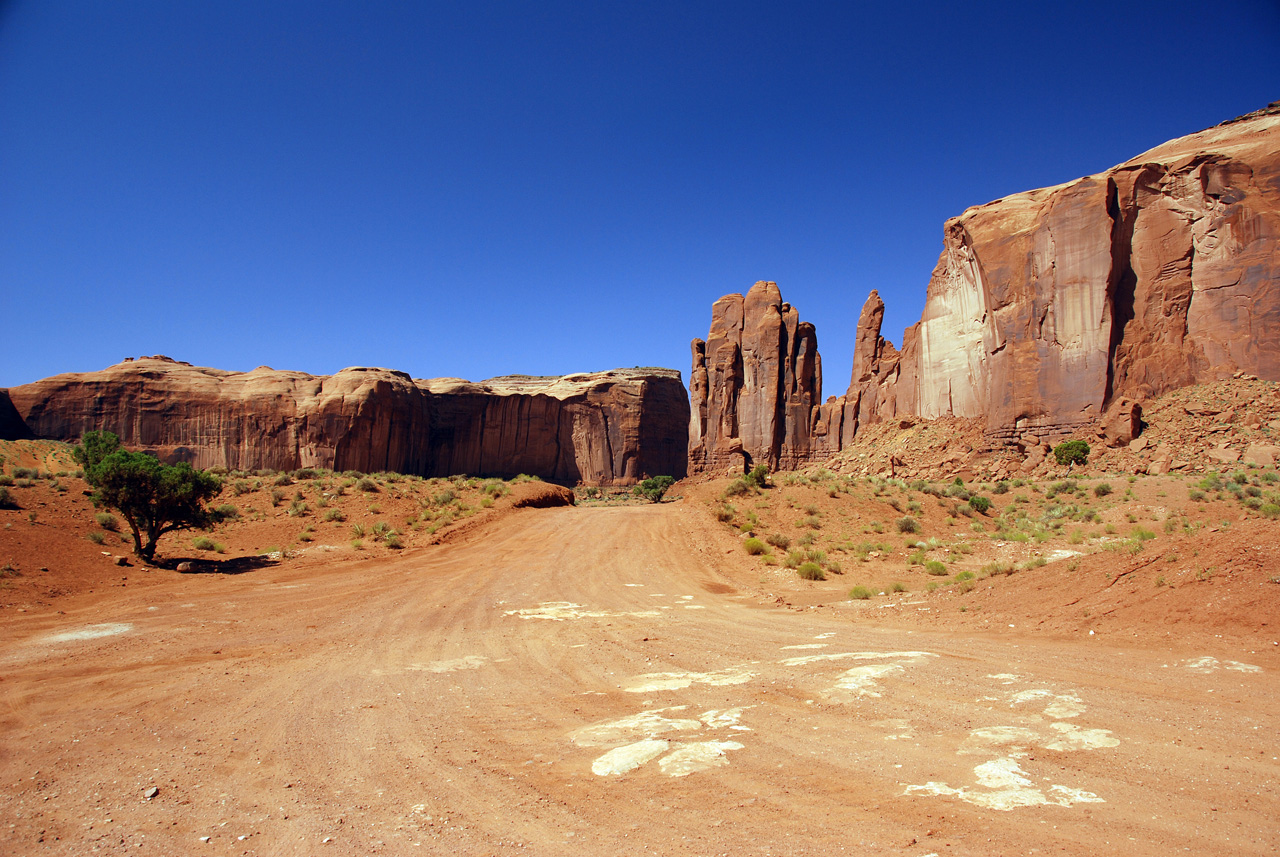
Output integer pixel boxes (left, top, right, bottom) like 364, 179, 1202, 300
690, 103, 1280, 471
897, 102, 1280, 444
7, 357, 689, 485
688, 281, 822, 473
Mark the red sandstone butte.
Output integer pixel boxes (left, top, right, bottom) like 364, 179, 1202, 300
6, 357, 689, 486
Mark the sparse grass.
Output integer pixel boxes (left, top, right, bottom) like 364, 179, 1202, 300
192, 536, 225, 553
323, 508, 346, 523
765, 532, 790, 550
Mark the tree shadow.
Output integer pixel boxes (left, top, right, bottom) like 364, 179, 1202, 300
161, 555, 281, 575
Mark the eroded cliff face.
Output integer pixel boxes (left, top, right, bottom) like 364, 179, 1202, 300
688, 281, 822, 474
900, 104, 1280, 443
688, 103, 1280, 468
7, 358, 689, 485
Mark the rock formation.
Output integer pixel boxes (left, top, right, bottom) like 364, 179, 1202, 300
897, 101, 1280, 445
7, 357, 689, 486
689, 102, 1280, 472
688, 281, 821, 473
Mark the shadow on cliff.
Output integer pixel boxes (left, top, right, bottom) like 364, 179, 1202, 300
163, 555, 281, 575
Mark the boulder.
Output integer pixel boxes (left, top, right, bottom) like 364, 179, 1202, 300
507, 482, 576, 509
1099, 398, 1143, 447
1206, 446, 1241, 464
10, 358, 689, 486
1242, 444, 1279, 468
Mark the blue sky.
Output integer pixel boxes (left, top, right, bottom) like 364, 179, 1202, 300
3, 1, 1278, 393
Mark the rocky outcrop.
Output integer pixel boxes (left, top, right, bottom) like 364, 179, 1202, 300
896, 102, 1280, 445
688, 103, 1280, 470
688, 281, 822, 474
7, 357, 689, 485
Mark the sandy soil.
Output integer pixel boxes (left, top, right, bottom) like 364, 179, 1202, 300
2, 490, 1277, 855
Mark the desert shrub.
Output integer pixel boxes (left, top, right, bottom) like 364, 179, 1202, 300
351, 523, 366, 538
1198, 472, 1225, 491
968, 495, 991, 514
231, 479, 252, 495
351, 539, 364, 550
273, 473, 294, 487
1131, 526, 1157, 541
1244, 485, 1262, 498
765, 532, 791, 550
269, 489, 285, 507
715, 504, 735, 523
825, 559, 842, 575
980, 561, 1014, 576
288, 499, 309, 517
1188, 489, 1206, 502
746, 464, 769, 488
192, 536, 217, 551
12, 467, 37, 479
992, 481, 1009, 495
293, 468, 317, 480
87, 531, 106, 545
0, 487, 17, 509
848, 585, 873, 600
385, 533, 404, 549
323, 508, 346, 523
1094, 482, 1113, 498
743, 537, 767, 556
801, 515, 822, 529
358, 477, 379, 493
797, 562, 825, 580
890, 581, 907, 593
784, 550, 804, 569
722, 478, 753, 498
0, 475, 11, 486
1053, 440, 1090, 467
924, 560, 947, 576
1260, 503, 1280, 518
633, 475, 675, 503
1260, 472, 1279, 484
896, 516, 919, 534
213, 504, 239, 521
372, 521, 394, 541
1232, 471, 1249, 485
954, 570, 975, 582
434, 489, 457, 506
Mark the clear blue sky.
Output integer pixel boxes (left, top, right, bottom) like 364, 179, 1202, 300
3, 1, 1278, 393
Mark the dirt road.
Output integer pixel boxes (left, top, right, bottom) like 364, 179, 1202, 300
2, 503, 1276, 855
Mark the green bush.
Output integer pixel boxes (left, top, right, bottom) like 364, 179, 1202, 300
1053, 439, 1090, 467
797, 562, 825, 580
722, 478, 753, 498
192, 536, 217, 551
967, 495, 991, 514
896, 516, 919, 534
357, 477, 379, 493
73, 431, 221, 561
323, 508, 346, 522
743, 537, 767, 556
890, 581, 907, 593
746, 464, 769, 488
1094, 482, 1113, 498
765, 532, 790, 550
992, 481, 1009, 495
633, 475, 676, 503
848, 585, 873, 600
924, 560, 947, 576
87, 531, 106, 545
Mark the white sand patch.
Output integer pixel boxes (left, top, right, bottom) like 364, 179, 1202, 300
591, 740, 670, 776
987, 673, 1021, 683
700, 707, 751, 730
623, 666, 756, 693
828, 663, 904, 697
503, 602, 660, 621
1180, 656, 1261, 673
623, 583, 644, 587
410, 656, 488, 673
658, 741, 744, 777
959, 726, 1042, 756
1043, 696, 1086, 719
570, 708, 700, 747
780, 650, 935, 667
1046, 549, 1082, 562
814, 632, 836, 639
781, 643, 827, 650
42, 623, 133, 644
905, 757, 1104, 811
1008, 689, 1054, 705
1044, 722, 1119, 751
